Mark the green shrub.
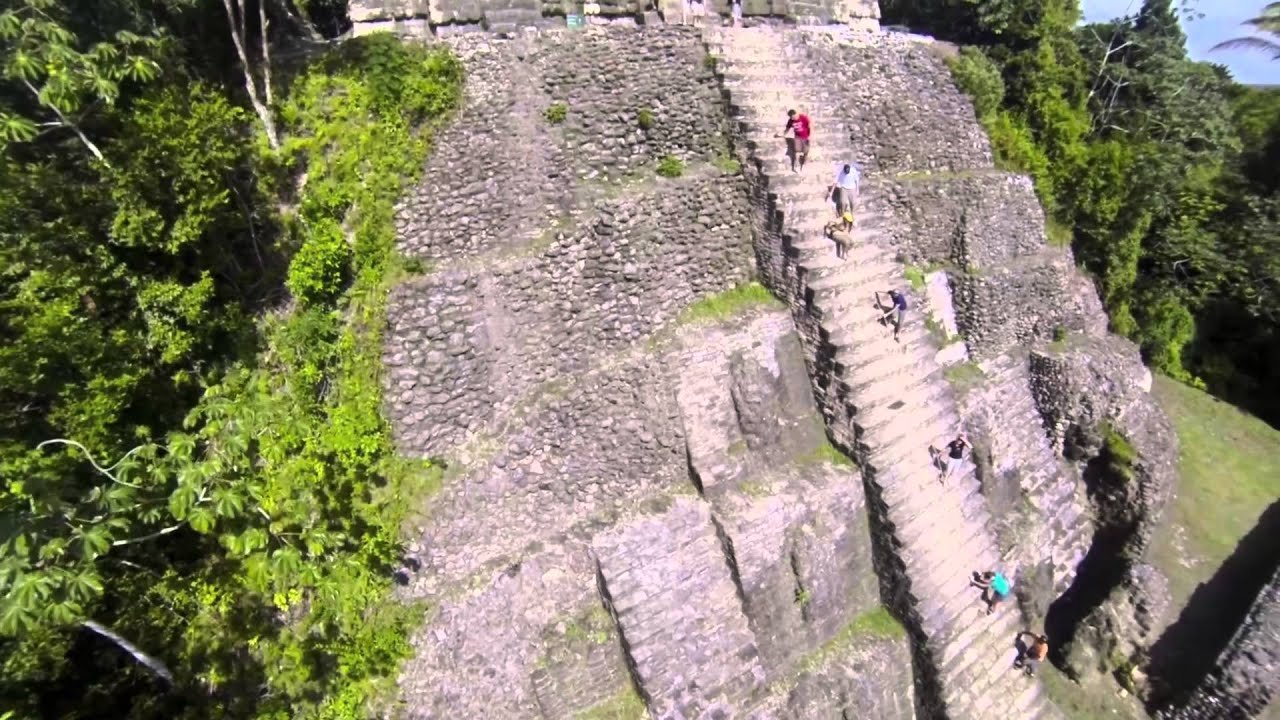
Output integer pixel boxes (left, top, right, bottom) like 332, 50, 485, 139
903, 265, 926, 291
637, 107, 655, 130
544, 102, 568, 124
713, 151, 741, 174
678, 281, 782, 323
287, 218, 352, 306
656, 154, 685, 178
1053, 325, 1068, 343
703, 54, 717, 71
947, 46, 1005, 119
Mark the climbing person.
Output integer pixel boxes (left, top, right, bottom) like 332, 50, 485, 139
828, 162, 861, 218
1013, 632, 1050, 677
873, 289, 907, 342
791, 109, 811, 171
940, 432, 970, 482
971, 570, 1012, 615
824, 213, 855, 259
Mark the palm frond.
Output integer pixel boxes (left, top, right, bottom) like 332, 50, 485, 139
1210, 35, 1280, 57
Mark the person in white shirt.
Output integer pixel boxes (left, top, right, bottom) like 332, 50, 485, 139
828, 163, 861, 217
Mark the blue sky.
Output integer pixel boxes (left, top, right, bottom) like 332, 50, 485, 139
1082, 0, 1278, 85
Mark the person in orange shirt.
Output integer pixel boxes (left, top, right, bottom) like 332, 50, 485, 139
1016, 632, 1049, 677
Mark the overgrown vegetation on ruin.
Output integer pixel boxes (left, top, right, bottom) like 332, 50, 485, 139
677, 281, 783, 324
0, 2, 462, 716
897, 0, 1280, 426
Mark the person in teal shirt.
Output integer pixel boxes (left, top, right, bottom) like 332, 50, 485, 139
972, 570, 1012, 615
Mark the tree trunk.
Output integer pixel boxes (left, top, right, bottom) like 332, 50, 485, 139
221, 0, 280, 150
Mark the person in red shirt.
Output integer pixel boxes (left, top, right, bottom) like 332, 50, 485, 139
780, 109, 812, 172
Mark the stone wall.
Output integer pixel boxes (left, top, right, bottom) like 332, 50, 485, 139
393, 26, 726, 265
388, 27, 912, 718
1158, 566, 1280, 720
347, 0, 881, 32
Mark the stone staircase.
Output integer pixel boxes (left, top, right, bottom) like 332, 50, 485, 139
969, 354, 1091, 587
593, 497, 766, 717
707, 26, 1063, 719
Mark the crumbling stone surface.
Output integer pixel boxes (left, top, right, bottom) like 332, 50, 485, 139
1159, 566, 1280, 720
395, 27, 728, 264
347, 0, 881, 28
1062, 563, 1172, 680
386, 170, 755, 457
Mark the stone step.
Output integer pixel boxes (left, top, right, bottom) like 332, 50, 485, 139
803, 259, 901, 297
592, 498, 765, 713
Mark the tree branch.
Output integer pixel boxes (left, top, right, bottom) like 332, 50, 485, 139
221, 0, 279, 149
82, 620, 174, 683
259, 0, 273, 110
21, 80, 108, 165
36, 439, 146, 488
111, 523, 185, 547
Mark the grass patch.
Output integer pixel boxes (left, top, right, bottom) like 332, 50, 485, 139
738, 479, 773, 498
713, 150, 742, 175
544, 102, 568, 124
703, 54, 718, 71
677, 281, 782, 325
637, 107, 654, 130
1149, 376, 1280, 607
573, 685, 647, 720
943, 361, 986, 394
1046, 215, 1073, 248
562, 605, 613, 647
656, 154, 685, 178
1038, 663, 1147, 720
796, 607, 905, 676
924, 315, 950, 346
903, 265, 926, 291
801, 439, 856, 468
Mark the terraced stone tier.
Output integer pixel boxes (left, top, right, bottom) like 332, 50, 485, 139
707, 25, 1065, 720
593, 497, 767, 717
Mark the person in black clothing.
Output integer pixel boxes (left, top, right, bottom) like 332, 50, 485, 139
874, 289, 907, 341
940, 433, 969, 482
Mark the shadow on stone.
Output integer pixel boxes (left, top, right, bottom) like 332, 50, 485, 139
1044, 450, 1138, 671
1144, 499, 1280, 710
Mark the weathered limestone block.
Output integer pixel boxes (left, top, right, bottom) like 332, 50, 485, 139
950, 252, 1092, 360
775, 631, 915, 720
398, 541, 600, 719
593, 497, 767, 716
1063, 563, 1172, 681
794, 35, 993, 174
383, 271, 494, 457
717, 466, 879, 672
530, 604, 634, 719
1158, 566, 1280, 720
349, 0, 430, 22
677, 319, 819, 495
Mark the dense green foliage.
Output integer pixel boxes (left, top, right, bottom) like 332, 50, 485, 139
0, 1, 462, 716
888, 0, 1280, 424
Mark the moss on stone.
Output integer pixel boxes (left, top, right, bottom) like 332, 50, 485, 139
800, 439, 856, 469
677, 281, 782, 325
1101, 423, 1138, 481
903, 265, 926, 291
544, 102, 568, 124
796, 607, 905, 676
573, 685, 647, 720
561, 605, 614, 647
943, 361, 986, 395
